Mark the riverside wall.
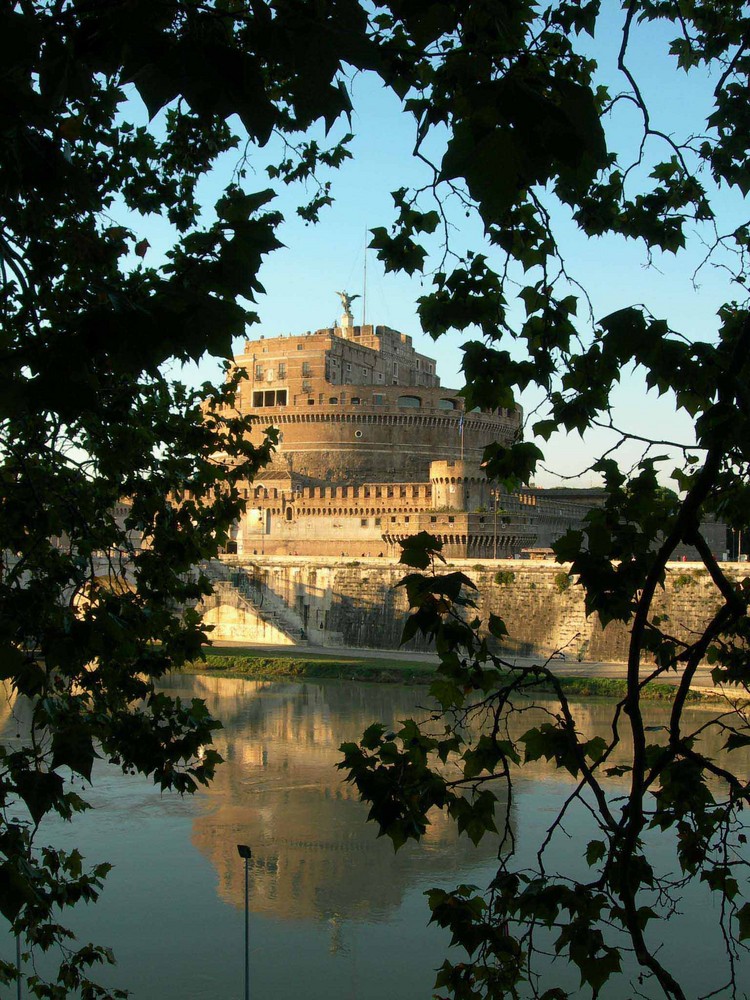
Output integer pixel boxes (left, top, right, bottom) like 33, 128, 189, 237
210, 556, 748, 663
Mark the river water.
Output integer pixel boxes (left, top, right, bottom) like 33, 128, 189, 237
1, 676, 748, 999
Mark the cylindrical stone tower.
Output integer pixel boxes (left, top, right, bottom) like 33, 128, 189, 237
429, 460, 489, 511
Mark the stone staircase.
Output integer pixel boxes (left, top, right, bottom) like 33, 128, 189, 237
200, 561, 310, 645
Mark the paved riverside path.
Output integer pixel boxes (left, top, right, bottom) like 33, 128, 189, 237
209, 640, 718, 689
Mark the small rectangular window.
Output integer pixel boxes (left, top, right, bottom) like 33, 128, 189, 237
448, 516, 455, 523
255, 365, 263, 379
404, 516, 410, 524
361, 518, 368, 527
252, 391, 264, 407
374, 517, 381, 526
276, 389, 288, 406
430, 516, 437, 523
373, 394, 384, 405
278, 363, 286, 378
302, 362, 312, 376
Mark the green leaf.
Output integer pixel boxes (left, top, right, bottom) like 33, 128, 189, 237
52, 728, 98, 782
0, 643, 25, 680
488, 613, 508, 638
0, 862, 38, 922
360, 723, 385, 751
736, 902, 750, 942
724, 733, 750, 752
15, 770, 65, 825
585, 840, 606, 866
399, 532, 444, 569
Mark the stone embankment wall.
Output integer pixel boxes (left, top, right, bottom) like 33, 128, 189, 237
210, 556, 747, 662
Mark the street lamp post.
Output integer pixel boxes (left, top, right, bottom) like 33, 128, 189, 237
236, 844, 252, 1000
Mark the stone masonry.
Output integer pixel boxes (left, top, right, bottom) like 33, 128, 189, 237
207, 555, 749, 663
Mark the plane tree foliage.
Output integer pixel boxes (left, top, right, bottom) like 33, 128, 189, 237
2, 0, 750, 997
338, 3, 750, 1000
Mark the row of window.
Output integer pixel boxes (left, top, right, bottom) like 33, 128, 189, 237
252, 389, 288, 407
251, 391, 460, 410
254, 360, 440, 385
255, 363, 287, 380
361, 516, 412, 527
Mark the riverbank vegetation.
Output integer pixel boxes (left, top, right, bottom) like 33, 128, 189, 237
181, 652, 710, 703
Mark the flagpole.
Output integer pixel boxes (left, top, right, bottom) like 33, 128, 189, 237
362, 227, 367, 327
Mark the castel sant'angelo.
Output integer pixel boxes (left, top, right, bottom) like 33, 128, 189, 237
225, 294, 598, 558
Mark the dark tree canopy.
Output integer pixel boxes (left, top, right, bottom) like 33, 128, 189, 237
1, 0, 750, 997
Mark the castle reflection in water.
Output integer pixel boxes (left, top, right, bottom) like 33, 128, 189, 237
181, 676, 511, 926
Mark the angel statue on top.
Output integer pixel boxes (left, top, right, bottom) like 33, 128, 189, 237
336, 290, 360, 318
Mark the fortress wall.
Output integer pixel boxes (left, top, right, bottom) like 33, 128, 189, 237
218, 557, 747, 663
249, 409, 518, 481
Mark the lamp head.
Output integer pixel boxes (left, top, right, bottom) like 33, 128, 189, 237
237, 844, 252, 859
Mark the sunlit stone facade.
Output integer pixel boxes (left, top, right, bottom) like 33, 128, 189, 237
219, 313, 592, 558
231, 320, 521, 482
220, 312, 535, 557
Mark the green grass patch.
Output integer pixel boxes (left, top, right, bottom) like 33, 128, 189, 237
527, 675, 705, 702
179, 652, 435, 684
179, 651, 712, 702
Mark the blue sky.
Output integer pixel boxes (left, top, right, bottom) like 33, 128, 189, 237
139, 7, 745, 488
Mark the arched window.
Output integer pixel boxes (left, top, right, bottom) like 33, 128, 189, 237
438, 398, 457, 410
397, 395, 421, 408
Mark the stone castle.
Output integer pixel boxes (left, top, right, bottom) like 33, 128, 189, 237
191, 296, 731, 651
222, 297, 599, 558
